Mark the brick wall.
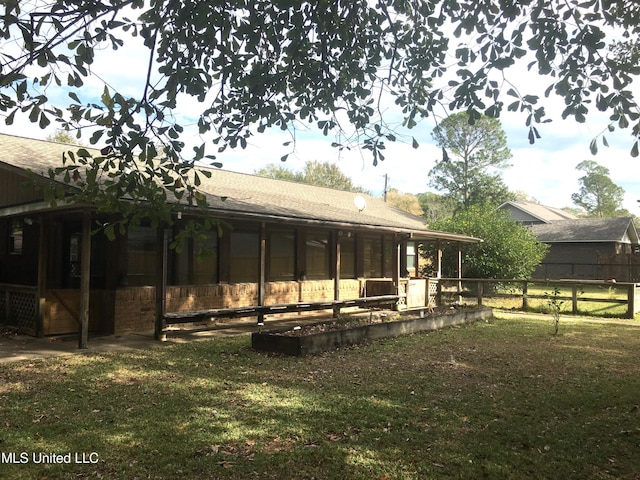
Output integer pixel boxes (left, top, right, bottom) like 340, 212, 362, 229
111, 278, 381, 333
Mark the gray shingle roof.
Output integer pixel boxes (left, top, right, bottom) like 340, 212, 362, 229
499, 200, 577, 223
0, 133, 480, 242
530, 217, 639, 244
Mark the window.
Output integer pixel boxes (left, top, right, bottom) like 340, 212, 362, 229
127, 226, 157, 286
268, 229, 296, 281
229, 230, 259, 283
306, 232, 330, 280
172, 231, 218, 285
339, 234, 356, 279
9, 219, 23, 255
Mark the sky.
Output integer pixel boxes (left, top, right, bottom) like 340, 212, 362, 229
1, 10, 640, 214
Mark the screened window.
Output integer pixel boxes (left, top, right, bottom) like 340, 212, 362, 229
339, 234, 356, 279
229, 230, 259, 283
306, 232, 330, 280
363, 235, 383, 278
268, 229, 296, 281
9, 219, 23, 255
172, 231, 218, 285
127, 226, 157, 286
383, 236, 395, 278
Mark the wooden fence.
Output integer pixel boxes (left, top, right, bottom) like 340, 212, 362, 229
437, 278, 640, 319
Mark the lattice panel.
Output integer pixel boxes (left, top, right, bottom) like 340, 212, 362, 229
7, 291, 37, 330
427, 279, 439, 307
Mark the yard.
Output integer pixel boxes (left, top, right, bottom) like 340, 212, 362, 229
441, 280, 636, 318
1, 313, 640, 479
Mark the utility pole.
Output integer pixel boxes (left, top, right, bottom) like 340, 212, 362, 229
383, 173, 388, 202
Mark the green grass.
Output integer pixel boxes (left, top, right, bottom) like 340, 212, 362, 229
2, 316, 640, 479
450, 283, 633, 318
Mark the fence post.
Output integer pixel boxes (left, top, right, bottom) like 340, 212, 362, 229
627, 284, 635, 319
572, 285, 578, 315
477, 281, 483, 306
522, 281, 528, 310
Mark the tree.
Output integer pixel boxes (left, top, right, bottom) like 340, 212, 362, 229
571, 160, 626, 217
255, 160, 368, 193
45, 129, 82, 145
1, 1, 640, 230
385, 189, 423, 216
428, 112, 512, 208
254, 164, 301, 183
417, 192, 457, 224
428, 206, 549, 279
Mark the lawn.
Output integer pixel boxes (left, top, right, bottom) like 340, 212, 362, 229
1, 315, 640, 479
449, 282, 633, 318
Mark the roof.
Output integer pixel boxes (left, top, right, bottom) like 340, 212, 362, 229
0, 133, 480, 243
530, 217, 639, 244
499, 200, 577, 224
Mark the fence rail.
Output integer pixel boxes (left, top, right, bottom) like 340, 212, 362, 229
437, 278, 640, 319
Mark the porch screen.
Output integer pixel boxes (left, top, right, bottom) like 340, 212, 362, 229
127, 226, 157, 286
306, 232, 330, 280
267, 229, 295, 281
172, 232, 218, 285
363, 235, 383, 278
339, 235, 356, 279
229, 231, 259, 283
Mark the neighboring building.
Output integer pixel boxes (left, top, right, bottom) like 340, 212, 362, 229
529, 218, 640, 280
499, 201, 640, 281
499, 200, 577, 225
0, 133, 480, 338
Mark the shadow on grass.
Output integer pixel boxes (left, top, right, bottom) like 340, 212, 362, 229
2, 319, 640, 479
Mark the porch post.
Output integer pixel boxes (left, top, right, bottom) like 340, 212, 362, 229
393, 236, 401, 311
78, 209, 91, 349
456, 242, 462, 302
154, 228, 169, 341
258, 222, 266, 325
36, 215, 48, 338
435, 239, 442, 278
333, 232, 341, 318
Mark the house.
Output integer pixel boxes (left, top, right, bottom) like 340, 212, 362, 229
498, 201, 640, 281
0, 133, 480, 340
499, 200, 577, 225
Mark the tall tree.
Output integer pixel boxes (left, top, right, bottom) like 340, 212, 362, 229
1, 1, 639, 230
255, 161, 368, 193
428, 112, 512, 208
571, 160, 626, 217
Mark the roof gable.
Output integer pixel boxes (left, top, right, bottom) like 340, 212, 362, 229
499, 201, 577, 224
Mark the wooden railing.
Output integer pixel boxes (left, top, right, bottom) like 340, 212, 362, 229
437, 278, 640, 319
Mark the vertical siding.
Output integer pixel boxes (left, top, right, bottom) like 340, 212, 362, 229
0, 168, 44, 207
